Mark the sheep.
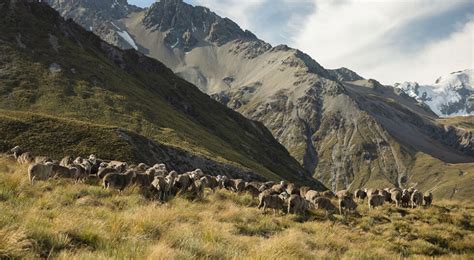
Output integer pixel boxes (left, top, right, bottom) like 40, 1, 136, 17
286, 183, 299, 195
60, 156, 74, 167
368, 194, 385, 210
201, 175, 219, 192
287, 194, 309, 216
10, 146, 23, 159
174, 173, 192, 193
18, 152, 34, 165
321, 190, 335, 199
51, 164, 79, 181
390, 190, 402, 207
336, 189, 352, 199
380, 189, 392, 202
354, 189, 367, 200
410, 190, 423, 208
258, 181, 275, 192
97, 166, 117, 179
311, 197, 337, 217
270, 181, 287, 194
257, 192, 285, 213
365, 188, 380, 198
108, 161, 128, 173
103, 170, 135, 192
28, 162, 54, 184
151, 176, 169, 202
232, 179, 245, 193
401, 190, 411, 207
218, 176, 235, 190
68, 164, 89, 182
243, 182, 260, 197
338, 195, 357, 215
135, 163, 149, 172
299, 186, 311, 198
304, 190, 321, 202
132, 171, 154, 188
423, 192, 433, 207
190, 178, 206, 198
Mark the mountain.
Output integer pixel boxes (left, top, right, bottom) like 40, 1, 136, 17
47, 0, 474, 197
0, 0, 326, 188
395, 69, 474, 117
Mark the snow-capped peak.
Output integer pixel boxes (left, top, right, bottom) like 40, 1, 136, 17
395, 69, 474, 117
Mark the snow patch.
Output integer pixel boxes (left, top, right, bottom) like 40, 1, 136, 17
170, 38, 180, 49
110, 22, 138, 50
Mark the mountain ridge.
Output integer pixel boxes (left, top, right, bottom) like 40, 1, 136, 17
0, 0, 327, 188
43, 0, 474, 196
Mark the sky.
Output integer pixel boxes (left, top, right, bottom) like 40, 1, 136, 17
129, 0, 474, 85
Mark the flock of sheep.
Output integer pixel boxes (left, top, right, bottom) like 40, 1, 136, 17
9, 146, 434, 217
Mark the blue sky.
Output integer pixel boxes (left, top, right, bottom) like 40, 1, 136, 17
129, 0, 474, 84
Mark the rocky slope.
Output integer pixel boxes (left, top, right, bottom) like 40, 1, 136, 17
394, 69, 474, 117
0, 0, 325, 188
46, 0, 473, 195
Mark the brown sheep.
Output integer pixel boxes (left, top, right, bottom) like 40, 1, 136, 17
410, 190, 423, 208
423, 192, 433, 207
51, 164, 79, 181
243, 182, 261, 197
287, 194, 309, 216
103, 170, 135, 192
368, 194, 385, 210
257, 193, 285, 213
338, 195, 357, 215
312, 197, 337, 217
28, 162, 54, 184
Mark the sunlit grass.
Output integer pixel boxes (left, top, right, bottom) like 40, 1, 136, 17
0, 157, 472, 259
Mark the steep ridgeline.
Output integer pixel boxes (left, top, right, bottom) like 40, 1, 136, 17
395, 69, 474, 117
48, 0, 474, 196
0, 0, 326, 188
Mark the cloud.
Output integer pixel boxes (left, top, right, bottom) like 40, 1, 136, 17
292, 0, 474, 84
188, 0, 315, 45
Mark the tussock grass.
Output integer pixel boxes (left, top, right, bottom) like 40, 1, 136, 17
0, 157, 473, 259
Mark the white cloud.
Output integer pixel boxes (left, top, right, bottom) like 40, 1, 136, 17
292, 0, 474, 84
192, 0, 265, 31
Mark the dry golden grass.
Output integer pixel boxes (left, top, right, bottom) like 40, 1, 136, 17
0, 156, 472, 259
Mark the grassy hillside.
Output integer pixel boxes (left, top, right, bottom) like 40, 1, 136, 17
438, 116, 474, 131
0, 157, 473, 259
0, 1, 319, 187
